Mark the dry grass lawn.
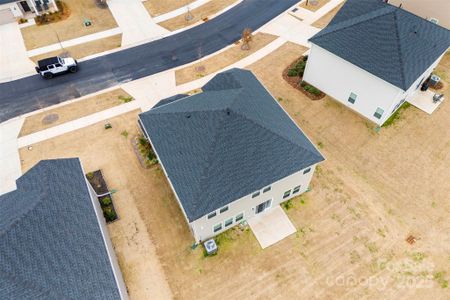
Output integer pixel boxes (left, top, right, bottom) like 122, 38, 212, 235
312, 1, 345, 28
158, 0, 238, 31
143, 0, 195, 17
19, 110, 173, 300
175, 32, 278, 85
19, 45, 450, 299
21, 0, 118, 50
299, 0, 330, 12
19, 88, 133, 137
29, 34, 122, 63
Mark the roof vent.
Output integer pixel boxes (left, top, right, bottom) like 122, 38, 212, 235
186, 115, 191, 119
428, 17, 439, 24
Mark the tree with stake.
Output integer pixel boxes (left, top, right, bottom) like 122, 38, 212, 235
241, 28, 253, 50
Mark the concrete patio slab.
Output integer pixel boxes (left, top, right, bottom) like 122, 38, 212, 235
407, 90, 445, 114
248, 206, 297, 249
107, 0, 169, 46
0, 22, 35, 82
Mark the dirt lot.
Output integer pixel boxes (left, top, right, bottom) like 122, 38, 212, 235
19, 45, 450, 299
299, 0, 330, 12
21, 0, 118, 50
19, 110, 173, 300
29, 34, 122, 63
175, 32, 278, 85
19, 88, 132, 137
158, 0, 238, 31
312, 1, 344, 28
143, 0, 195, 17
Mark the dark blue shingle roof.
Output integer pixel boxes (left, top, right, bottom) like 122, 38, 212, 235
0, 159, 121, 300
139, 69, 324, 222
309, 0, 450, 90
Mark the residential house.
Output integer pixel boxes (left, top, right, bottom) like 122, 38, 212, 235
303, 0, 450, 125
139, 68, 324, 243
0, 0, 58, 23
0, 158, 128, 300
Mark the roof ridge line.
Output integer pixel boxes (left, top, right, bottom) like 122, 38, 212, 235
392, 11, 407, 90
188, 109, 231, 215
312, 5, 395, 40
231, 109, 323, 160
0, 164, 49, 238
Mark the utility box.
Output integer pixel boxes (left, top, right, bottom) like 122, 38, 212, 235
204, 239, 218, 255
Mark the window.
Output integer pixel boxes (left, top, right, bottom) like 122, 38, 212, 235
207, 211, 216, 219
213, 223, 222, 233
252, 191, 260, 198
348, 92, 357, 104
225, 218, 233, 227
283, 190, 291, 199
303, 168, 311, 174
263, 186, 271, 193
235, 213, 244, 222
374, 107, 384, 119
219, 206, 229, 213
293, 185, 301, 194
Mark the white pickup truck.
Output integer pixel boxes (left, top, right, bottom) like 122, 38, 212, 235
35, 56, 78, 79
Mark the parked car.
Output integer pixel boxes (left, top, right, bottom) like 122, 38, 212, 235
35, 56, 78, 79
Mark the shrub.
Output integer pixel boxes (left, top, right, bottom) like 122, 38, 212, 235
303, 55, 309, 62
86, 172, 94, 180
302, 84, 322, 96
100, 196, 112, 207
287, 68, 299, 77
103, 207, 117, 222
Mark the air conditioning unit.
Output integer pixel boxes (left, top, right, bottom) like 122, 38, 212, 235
428, 17, 439, 25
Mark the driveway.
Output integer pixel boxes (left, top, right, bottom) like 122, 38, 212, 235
107, 0, 169, 46
0, 22, 35, 82
0, 0, 299, 123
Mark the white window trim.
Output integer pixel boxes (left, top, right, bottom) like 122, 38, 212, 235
235, 211, 245, 223
213, 222, 223, 233
219, 206, 229, 214
225, 218, 233, 227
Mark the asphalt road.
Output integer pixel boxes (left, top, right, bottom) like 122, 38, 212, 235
0, 0, 298, 123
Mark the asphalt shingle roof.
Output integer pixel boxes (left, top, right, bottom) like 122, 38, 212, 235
309, 0, 450, 90
139, 69, 324, 222
0, 159, 121, 300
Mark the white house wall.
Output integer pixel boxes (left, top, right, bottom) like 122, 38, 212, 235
303, 44, 403, 125
83, 164, 129, 300
388, 52, 445, 114
0, 3, 22, 18
189, 164, 318, 243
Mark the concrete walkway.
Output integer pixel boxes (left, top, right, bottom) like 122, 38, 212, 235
408, 90, 445, 114
107, 0, 169, 46
0, 118, 24, 195
248, 206, 297, 249
0, 22, 35, 82
289, 0, 345, 25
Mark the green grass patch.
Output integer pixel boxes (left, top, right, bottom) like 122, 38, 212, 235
382, 102, 411, 127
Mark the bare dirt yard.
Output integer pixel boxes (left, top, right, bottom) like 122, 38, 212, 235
19, 88, 133, 137
29, 34, 122, 63
312, 1, 345, 28
158, 0, 238, 31
143, 0, 195, 17
19, 110, 173, 300
299, 0, 330, 12
19, 45, 450, 299
21, 0, 118, 50
175, 32, 278, 85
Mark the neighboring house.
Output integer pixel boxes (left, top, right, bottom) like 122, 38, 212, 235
0, 159, 128, 300
303, 0, 450, 125
139, 69, 324, 243
0, 0, 57, 23
389, 0, 450, 29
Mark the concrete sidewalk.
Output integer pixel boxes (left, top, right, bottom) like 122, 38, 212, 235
107, 0, 169, 46
152, 0, 211, 23
0, 22, 35, 82
0, 118, 24, 195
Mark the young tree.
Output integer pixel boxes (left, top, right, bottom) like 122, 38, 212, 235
241, 28, 253, 50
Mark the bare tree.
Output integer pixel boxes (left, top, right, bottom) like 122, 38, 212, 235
241, 28, 253, 50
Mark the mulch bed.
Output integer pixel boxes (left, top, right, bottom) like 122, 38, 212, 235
86, 170, 109, 195
282, 57, 326, 100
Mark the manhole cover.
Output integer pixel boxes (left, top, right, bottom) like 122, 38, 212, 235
42, 113, 59, 125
